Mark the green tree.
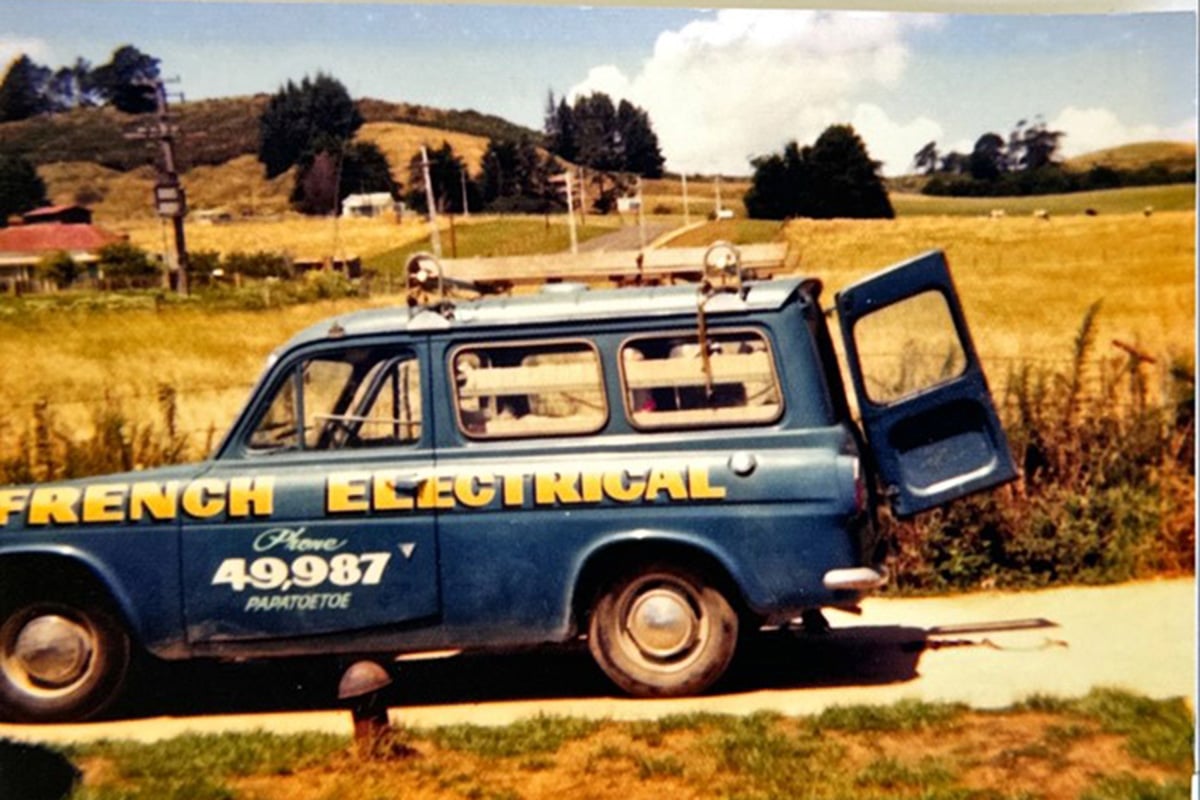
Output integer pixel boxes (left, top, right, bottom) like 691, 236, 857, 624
745, 125, 892, 220
1016, 119, 1063, 170
572, 93, 621, 172
544, 92, 578, 163
90, 45, 159, 114
36, 251, 79, 289
406, 142, 471, 214
97, 242, 157, 287
969, 133, 1007, 181
339, 142, 397, 203
912, 141, 939, 175
0, 154, 48, 225
616, 100, 664, 178
0, 54, 53, 122
257, 73, 363, 180
744, 141, 806, 220
48, 58, 99, 111
479, 136, 560, 213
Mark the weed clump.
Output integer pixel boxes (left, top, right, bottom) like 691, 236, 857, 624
887, 304, 1194, 592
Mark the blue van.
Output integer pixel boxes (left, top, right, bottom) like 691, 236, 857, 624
0, 246, 1015, 722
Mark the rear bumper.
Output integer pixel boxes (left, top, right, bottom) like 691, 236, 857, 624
822, 566, 888, 592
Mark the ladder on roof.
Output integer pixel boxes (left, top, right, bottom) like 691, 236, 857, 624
407, 242, 789, 294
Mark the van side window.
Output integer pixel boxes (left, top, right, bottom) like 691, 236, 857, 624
247, 348, 422, 452
452, 340, 606, 438
621, 331, 782, 429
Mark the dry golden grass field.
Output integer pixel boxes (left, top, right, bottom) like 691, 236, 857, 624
0, 209, 1192, 458
118, 213, 436, 261
355, 121, 491, 184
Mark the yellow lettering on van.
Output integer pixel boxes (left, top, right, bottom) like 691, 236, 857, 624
454, 474, 495, 508
535, 472, 581, 505
129, 481, 179, 521
0, 489, 30, 525
181, 479, 225, 519
27, 486, 82, 525
602, 471, 645, 503
228, 477, 274, 518
372, 472, 414, 511
580, 472, 604, 503
328, 472, 370, 513
416, 476, 455, 510
688, 466, 727, 500
498, 473, 525, 507
644, 467, 688, 501
82, 483, 127, 523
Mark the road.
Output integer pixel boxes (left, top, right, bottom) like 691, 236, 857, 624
0, 578, 1192, 744
577, 221, 677, 252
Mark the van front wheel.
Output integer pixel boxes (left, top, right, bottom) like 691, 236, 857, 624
587, 564, 737, 697
0, 594, 131, 723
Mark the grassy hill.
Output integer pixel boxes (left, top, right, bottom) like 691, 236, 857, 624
2, 95, 522, 220
1063, 140, 1196, 173
0, 94, 537, 173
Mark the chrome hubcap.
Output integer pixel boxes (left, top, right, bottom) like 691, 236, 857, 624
626, 588, 698, 659
13, 614, 93, 688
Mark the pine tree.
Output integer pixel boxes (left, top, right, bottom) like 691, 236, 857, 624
90, 45, 159, 114
0, 55, 52, 122
258, 73, 363, 179
0, 154, 47, 225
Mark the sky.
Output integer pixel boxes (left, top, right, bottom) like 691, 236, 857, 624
1, 1, 1195, 175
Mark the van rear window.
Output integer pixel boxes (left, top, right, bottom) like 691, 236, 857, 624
452, 340, 606, 438
620, 330, 782, 429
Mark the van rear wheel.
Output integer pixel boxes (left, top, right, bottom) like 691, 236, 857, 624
587, 564, 737, 697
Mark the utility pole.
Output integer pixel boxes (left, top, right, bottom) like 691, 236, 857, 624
127, 78, 189, 295
682, 173, 690, 226
636, 175, 646, 250
565, 171, 578, 255
420, 145, 442, 257
550, 171, 578, 254
460, 168, 470, 218
578, 166, 587, 224
714, 175, 723, 218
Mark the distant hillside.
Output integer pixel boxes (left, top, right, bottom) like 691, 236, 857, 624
357, 98, 540, 144
1062, 141, 1196, 173
0, 94, 539, 173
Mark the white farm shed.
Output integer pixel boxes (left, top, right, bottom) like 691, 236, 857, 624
341, 193, 400, 219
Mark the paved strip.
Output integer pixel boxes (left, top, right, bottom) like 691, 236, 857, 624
1, 578, 1191, 744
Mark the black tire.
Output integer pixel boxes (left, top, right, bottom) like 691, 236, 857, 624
587, 563, 738, 697
0, 593, 131, 723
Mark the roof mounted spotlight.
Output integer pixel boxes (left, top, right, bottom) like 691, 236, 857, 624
702, 241, 747, 295
406, 252, 501, 316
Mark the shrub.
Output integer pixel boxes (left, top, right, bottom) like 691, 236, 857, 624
35, 250, 78, 289
221, 250, 291, 279
97, 241, 158, 288
886, 306, 1195, 592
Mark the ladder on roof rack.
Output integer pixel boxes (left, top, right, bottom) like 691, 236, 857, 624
406, 242, 788, 296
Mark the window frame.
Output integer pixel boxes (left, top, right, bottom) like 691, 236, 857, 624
240, 343, 426, 457
447, 337, 609, 441
618, 326, 785, 432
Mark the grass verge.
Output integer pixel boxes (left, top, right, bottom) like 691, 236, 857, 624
35, 689, 1192, 800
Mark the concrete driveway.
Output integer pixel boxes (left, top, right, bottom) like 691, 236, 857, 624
1, 577, 1192, 743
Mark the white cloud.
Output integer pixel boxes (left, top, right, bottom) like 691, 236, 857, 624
1050, 106, 1198, 157
0, 36, 51, 69
850, 104, 943, 176
568, 10, 942, 175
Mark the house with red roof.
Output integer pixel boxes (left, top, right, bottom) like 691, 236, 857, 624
0, 206, 126, 291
